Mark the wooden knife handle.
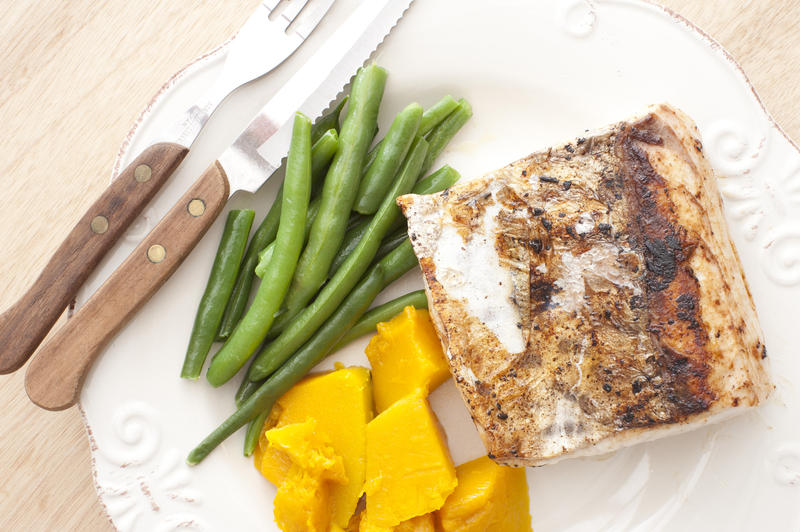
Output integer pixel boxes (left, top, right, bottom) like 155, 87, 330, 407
0, 142, 188, 374
25, 162, 230, 410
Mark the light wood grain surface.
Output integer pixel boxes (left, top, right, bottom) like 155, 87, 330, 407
0, 1, 797, 530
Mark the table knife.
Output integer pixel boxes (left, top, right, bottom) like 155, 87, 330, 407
24, 0, 413, 411
0, 0, 335, 374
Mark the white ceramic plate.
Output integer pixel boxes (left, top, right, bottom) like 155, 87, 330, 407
77, 1, 800, 530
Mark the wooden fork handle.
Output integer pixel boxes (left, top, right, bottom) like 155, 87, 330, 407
25, 162, 230, 410
0, 142, 188, 374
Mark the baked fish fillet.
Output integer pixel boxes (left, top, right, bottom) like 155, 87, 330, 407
397, 104, 772, 467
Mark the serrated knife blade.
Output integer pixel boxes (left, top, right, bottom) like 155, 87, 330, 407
219, 0, 413, 195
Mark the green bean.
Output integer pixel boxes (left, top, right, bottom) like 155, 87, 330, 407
256, 240, 277, 276
346, 212, 365, 232
236, 370, 264, 408
420, 98, 473, 175
206, 113, 312, 387
354, 103, 422, 215
373, 228, 408, 264
311, 129, 339, 197
278, 64, 387, 326
243, 410, 268, 457
255, 196, 322, 278
186, 240, 419, 465
327, 217, 370, 278
410, 164, 461, 195
419, 95, 459, 135
309, 130, 340, 189
360, 96, 458, 175
311, 97, 347, 145
362, 142, 380, 174
180, 209, 255, 379
332, 290, 428, 350
216, 129, 338, 340
249, 137, 428, 381
359, 122, 383, 175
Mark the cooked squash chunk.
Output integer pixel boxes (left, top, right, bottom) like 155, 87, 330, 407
358, 511, 435, 532
365, 306, 450, 412
437, 455, 532, 532
394, 514, 436, 532
272, 469, 333, 532
266, 420, 346, 484
264, 421, 347, 532
365, 393, 457, 528
255, 367, 373, 528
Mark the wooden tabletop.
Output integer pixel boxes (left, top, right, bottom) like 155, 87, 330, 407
0, 1, 797, 530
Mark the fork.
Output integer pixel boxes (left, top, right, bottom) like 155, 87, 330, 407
0, 0, 336, 375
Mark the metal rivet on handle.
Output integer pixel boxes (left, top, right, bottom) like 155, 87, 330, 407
147, 244, 166, 263
187, 199, 206, 217
90, 215, 109, 234
134, 164, 152, 182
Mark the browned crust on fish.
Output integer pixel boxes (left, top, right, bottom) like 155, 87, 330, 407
398, 104, 772, 466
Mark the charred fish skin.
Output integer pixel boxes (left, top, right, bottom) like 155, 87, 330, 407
398, 104, 772, 467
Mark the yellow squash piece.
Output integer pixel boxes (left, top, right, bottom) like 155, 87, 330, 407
358, 510, 389, 532
365, 306, 450, 412
255, 367, 373, 528
365, 393, 457, 528
265, 420, 347, 532
272, 469, 334, 532
437, 455, 532, 532
266, 420, 347, 484
358, 511, 434, 532
394, 514, 436, 532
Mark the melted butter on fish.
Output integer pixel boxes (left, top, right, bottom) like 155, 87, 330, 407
434, 183, 526, 355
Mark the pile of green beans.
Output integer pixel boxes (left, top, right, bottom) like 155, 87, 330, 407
248, 136, 429, 380
181, 64, 471, 464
